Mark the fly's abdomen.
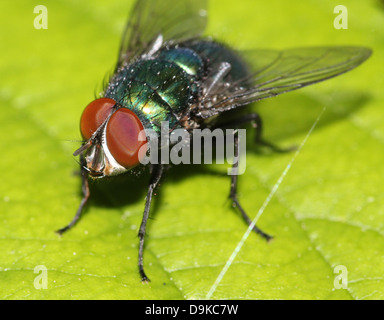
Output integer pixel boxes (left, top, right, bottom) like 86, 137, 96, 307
183, 40, 251, 83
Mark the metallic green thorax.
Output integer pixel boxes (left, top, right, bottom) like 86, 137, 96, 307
105, 41, 249, 132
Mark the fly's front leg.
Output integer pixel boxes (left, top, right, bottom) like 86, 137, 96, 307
230, 130, 273, 242
56, 156, 90, 235
138, 164, 164, 282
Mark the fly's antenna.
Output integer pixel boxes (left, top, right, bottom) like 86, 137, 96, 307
73, 140, 93, 157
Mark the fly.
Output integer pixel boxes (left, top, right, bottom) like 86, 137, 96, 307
57, 0, 372, 282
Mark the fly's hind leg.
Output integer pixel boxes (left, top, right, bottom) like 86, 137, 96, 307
250, 113, 296, 153
218, 112, 295, 153
229, 130, 273, 242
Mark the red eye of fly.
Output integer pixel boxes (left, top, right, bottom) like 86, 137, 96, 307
80, 98, 116, 140
106, 108, 147, 169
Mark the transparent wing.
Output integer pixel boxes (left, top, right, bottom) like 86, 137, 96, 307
200, 46, 372, 117
116, 0, 207, 69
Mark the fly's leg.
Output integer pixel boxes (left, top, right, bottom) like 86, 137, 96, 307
56, 156, 90, 235
230, 130, 273, 242
218, 113, 295, 153
138, 164, 164, 282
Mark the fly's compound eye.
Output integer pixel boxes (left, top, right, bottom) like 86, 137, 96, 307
80, 98, 116, 140
106, 108, 147, 169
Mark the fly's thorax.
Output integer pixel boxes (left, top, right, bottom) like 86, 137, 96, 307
104, 50, 203, 134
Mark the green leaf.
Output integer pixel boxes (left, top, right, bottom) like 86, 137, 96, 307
0, 0, 382, 299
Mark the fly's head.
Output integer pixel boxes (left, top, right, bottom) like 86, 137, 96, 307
74, 98, 148, 179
